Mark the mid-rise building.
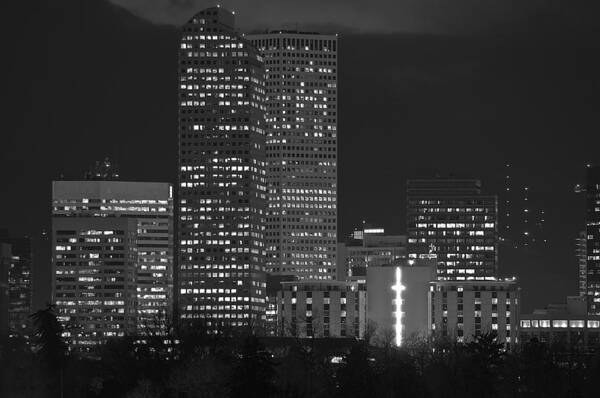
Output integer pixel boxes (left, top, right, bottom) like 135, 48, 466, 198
586, 165, 600, 314
248, 31, 338, 280
520, 296, 600, 350
52, 181, 173, 350
177, 7, 268, 329
277, 280, 365, 338
407, 179, 498, 280
429, 279, 519, 347
366, 260, 436, 346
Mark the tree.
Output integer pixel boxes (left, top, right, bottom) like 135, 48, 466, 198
30, 304, 68, 397
229, 334, 276, 398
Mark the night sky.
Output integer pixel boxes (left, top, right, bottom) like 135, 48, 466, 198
4, 0, 600, 312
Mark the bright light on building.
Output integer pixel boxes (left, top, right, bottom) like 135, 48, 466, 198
392, 266, 406, 346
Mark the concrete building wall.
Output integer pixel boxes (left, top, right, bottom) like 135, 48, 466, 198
367, 262, 435, 346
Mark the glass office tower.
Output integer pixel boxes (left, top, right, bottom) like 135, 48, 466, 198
177, 7, 267, 329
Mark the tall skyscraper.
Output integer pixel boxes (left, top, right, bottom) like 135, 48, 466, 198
177, 7, 268, 329
576, 231, 587, 297
52, 181, 173, 351
586, 165, 600, 314
247, 31, 338, 280
407, 179, 498, 280
501, 163, 547, 248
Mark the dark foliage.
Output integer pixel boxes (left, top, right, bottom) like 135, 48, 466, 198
3, 323, 600, 398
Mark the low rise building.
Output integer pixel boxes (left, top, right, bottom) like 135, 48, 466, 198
430, 278, 520, 348
277, 280, 366, 338
519, 296, 600, 349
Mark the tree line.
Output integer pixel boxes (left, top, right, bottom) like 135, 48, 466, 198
1, 305, 600, 398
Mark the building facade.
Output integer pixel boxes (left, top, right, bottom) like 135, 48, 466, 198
429, 279, 519, 347
338, 225, 407, 281
52, 181, 173, 350
366, 261, 436, 347
520, 296, 600, 350
586, 165, 600, 314
407, 179, 498, 280
248, 32, 338, 280
277, 280, 365, 338
177, 7, 268, 329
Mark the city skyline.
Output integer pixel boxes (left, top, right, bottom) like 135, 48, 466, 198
3, 0, 600, 316
3, 2, 600, 397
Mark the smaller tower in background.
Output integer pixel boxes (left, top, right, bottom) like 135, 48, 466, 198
576, 231, 587, 297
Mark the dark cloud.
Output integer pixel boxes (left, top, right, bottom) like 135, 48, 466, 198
107, 0, 588, 35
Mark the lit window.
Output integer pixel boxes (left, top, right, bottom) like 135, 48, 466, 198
552, 320, 568, 328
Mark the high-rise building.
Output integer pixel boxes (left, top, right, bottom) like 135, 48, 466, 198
52, 181, 173, 351
247, 31, 338, 280
501, 163, 547, 249
586, 165, 600, 314
407, 179, 498, 280
430, 279, 519, 348
177, 7, 268, 329
576, 231, 587, 297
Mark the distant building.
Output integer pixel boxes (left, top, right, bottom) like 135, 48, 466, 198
248, 31, 338, 281
519, 296, 600, 350
0, 243, 10, 337
84, 157, 120, 181
7, 238, 32, 337
366, 260, 436, 346
177, 7, 268, 329
338, 224, 407, 282
52, 180, 173, 351
576, 231, 587, 297
586, 165, 600, 314
407, 179, 498, 280
265, 274, 295, 336
429, 279, 519, 347
277, 280, 365, 338
501, 163, 548, 249
0, 231, 33, 337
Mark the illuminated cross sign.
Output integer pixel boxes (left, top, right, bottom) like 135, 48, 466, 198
392, 266, 406, 347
